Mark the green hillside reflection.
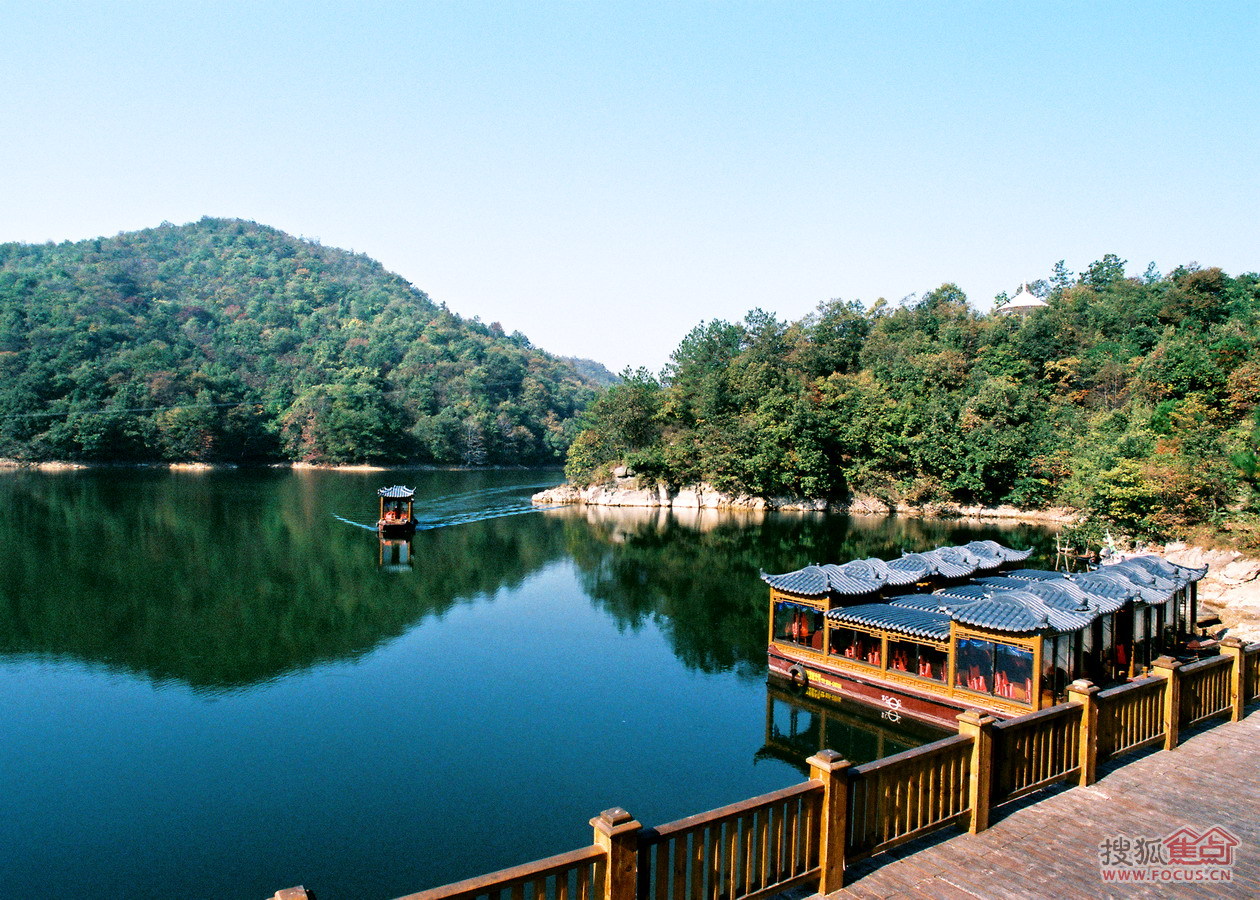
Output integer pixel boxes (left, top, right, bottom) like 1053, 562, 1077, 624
0, 471, 1053, 690
0, 469, 570, 689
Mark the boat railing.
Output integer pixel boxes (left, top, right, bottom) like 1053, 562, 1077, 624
269, 639, 1260, 900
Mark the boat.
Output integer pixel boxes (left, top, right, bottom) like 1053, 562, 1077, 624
763, 545, 1208, 729
377, 485, 417, 536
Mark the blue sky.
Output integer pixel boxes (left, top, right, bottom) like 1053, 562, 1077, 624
2, 2, 1256, 372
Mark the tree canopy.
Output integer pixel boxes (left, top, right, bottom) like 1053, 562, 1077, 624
566, 260, 1260, 544
0, 218, 600, 465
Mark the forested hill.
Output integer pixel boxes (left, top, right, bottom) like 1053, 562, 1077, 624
567, 258, 1260, 544
0, 218, 599, 465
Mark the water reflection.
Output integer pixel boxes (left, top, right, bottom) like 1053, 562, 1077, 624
0, 470, 1054, 691
758, 682, 949, 776
378, 538, 414, 572
0, 470, 1057, 899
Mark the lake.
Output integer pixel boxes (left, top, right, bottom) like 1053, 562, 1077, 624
0, 468, 1055, 899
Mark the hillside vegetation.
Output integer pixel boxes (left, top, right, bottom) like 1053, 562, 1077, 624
567, 257, 1260, 546
0, 218, 597, 465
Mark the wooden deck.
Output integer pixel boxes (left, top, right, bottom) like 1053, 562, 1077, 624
827, 711, 1260, 899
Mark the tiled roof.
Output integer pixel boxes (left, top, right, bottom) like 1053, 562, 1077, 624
761, 563, 886, 597
935, 584, 1091, 634
378, 485, 415, 498
888, 594, 948, 611
900, 550, 975, 579
1006, 568, 1070, 583
853, 557, 923, 587
826, 603, 952, 641
1066, 573, 1137, 612
1083, 570, 1175, 607
965, 540, 1034, 563
974, 576, 1099, 614
887, 555, 933, 581
1120, 554, 1207, 584
939, 595, 1048, 633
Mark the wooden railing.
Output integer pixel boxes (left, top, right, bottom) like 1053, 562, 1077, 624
846, 734, 972, 861
394, 844, 607, 900
636, 782, 822, 900
1248, 642, 1260, 703
1179, 655, 1234, 727
269, 638, 1260, 900
990, 703, 1081, 803
1095, 676, 1166, 761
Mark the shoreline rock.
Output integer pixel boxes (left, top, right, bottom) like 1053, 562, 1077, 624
531, 480, 1077, 525
1160, 543, 1260, 644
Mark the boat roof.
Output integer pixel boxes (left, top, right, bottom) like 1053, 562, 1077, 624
936, 584, 1093, 634
761, 562, 887, 597
767, 545, 1197, 638
763, 541, 1034, 598
826, 603, 952, 641
378, 485, 416, 499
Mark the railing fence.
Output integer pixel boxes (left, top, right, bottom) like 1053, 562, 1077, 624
270, 639, 1260, 900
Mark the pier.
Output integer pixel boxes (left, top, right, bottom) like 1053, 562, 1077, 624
270, 638, 1259, 900
831, 708, 1260, 898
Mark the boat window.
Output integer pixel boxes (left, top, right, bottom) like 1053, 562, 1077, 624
918, 645, 947, 682
957, 638, 995, 694
994, 643, 1034, 703
1042, 633, 1078, 698
830, 627, 880, 665
773, 602, 825, 651
886, 638, 947, 682
887, 639, 917, 674
1132, 607, 1154, 670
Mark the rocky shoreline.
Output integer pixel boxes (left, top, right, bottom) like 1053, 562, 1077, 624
530, 476, 1078, 524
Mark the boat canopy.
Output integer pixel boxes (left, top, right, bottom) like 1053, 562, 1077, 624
761, 562, 887, 597
1117, 554, 1207, 585
378, 485, 416, 499
934, 585, 1093, 634
763, 541, 1034, 599
965, 540, 1034, 564
825, 603, 952, 641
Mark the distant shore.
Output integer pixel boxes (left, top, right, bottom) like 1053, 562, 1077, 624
0, 458, 555, 473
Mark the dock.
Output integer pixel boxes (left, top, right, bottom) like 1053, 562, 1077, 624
830, 711, 1260, 898
270, 639, 1260, 900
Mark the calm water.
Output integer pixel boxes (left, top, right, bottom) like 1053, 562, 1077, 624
0, 468, 1054, 899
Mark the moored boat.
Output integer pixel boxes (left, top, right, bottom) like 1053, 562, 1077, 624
764, 545, 1207, 729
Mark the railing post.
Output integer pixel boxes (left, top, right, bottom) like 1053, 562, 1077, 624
807, 749, 851, 893
1066, 680, 1100, 786
956, 710, 996, 834
1220, 637, 1247, 722
1152, 656, 1182, 750
591, 807, 641, 900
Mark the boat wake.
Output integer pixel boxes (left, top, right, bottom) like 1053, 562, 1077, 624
332, 515, 379, 532
333, 496, 564, 534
